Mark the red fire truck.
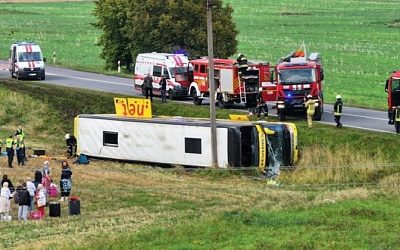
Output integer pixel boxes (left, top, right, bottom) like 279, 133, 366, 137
188, 58, 271, 108
385, 70, 400, 133
270, 51, 325, 121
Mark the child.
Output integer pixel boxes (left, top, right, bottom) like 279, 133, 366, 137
36, 184, 46, 217
60, 161, 72, 202
0, 182, 12, 220
26, 177, 36, 212
42, 161, 51, 176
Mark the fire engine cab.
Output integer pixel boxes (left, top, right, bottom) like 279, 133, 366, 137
133, 53, 192, 100
385, 70, 400, 133
189, 58, 271, 108
273, 51, 324, 121
9, 42, 46, 80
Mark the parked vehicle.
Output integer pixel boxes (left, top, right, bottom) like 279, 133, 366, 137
385, 71, 400, 133
189, 58, 271, 108
9, 41, 46, 80
133, 53, 192, 99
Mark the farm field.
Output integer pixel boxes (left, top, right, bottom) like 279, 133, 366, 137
0, 79, 399, 248
1, 1, 400, 109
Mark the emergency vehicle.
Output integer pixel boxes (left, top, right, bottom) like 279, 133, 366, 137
262, 49, 324, 121
133, 53, 192, 99
9, 42, 46, 80
385, 71, 400, 133
74, 114, 298, 170
189, 58, 271, 108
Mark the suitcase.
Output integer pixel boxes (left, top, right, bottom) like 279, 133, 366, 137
69, 200, 80, 215
49, 202, 61, 217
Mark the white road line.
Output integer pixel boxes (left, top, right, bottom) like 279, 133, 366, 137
319, 121, 395, 134
340, 113, 387, 121
46, 73, 133, 87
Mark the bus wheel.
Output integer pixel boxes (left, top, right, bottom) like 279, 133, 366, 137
168, 89, 176, 100
395, 121, 400, 134
191, 89, 202, 105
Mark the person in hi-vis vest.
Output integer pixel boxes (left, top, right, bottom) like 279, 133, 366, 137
334, 95, 343, 128
304, 95, 316, 129
5, 135, 15, 168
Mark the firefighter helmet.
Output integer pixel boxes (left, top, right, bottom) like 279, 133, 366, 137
336, 95, 341, 100
307, 94, 312, 99
65, 134, 70, 140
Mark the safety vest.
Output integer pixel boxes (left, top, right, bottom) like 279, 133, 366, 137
16, 140, 24, 149
334, 102, 343, 116
16, 129, 25, 142
305, 99, 316, 115
5, 138, 14, 148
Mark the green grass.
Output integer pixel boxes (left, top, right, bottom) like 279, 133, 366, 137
0, 80, 399, 249
1, 1, 400, 108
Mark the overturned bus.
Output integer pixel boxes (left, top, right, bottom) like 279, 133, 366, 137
74, 115, 298, 171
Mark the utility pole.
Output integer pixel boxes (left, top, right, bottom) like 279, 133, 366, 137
207, 0, 218, 168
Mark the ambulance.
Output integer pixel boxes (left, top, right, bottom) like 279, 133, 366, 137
9, 42, 46, 80
133, 53, 192, 99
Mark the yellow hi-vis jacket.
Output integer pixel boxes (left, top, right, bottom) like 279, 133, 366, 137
5, 138, 14, 148
305, 99, 316, 115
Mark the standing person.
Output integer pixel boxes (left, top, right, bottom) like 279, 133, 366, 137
36, 184, 46, 217
144, 73, 153, 101
15, 135, 25, 166
256, 87, 269, 119
304, 94, 316, 129
65, 134, 77, 158
42, 161, 51, 176
26, 177, 36, 212
1, 175, 15, 193
17, 182, 30, 222
5, 135, 15, 168
60, 161, 72, 202
15, 125, 26, 161
159, 75, 167, 103
236, 53, 248, 77
334, 95, 343, 128
0, 182, 12, 220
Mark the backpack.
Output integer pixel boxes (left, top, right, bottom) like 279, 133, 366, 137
61, 179, 72, 192
78, 154, 89, 164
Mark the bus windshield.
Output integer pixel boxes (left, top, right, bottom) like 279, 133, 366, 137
278, 68, 316, 84
18, 52, 42, 62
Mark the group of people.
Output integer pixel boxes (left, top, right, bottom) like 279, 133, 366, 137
143, 73, 168, 103
1, 125, 27, 168
305, 94, 343, 129
0, 160, 73, 221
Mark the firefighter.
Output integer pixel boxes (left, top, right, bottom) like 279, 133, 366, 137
334, 95, 343, 128
16, 135, 25, 166
15, 125, 26, 161
304, 95, 316, 128
144, 73, 154, 101
236, 53, 248, 77
5, 135, 15, 168
159, 75, 167, 103
65, 134, 77, 158
256, 87, 269, 119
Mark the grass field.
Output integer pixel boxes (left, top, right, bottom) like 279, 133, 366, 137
0, 79, 399, 249
1, 0, 400, 109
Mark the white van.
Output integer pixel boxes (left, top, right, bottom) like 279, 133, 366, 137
9, 42, 46, 80
133, 53, 192, 99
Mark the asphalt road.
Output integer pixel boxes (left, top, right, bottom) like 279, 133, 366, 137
0, 60, 396, 134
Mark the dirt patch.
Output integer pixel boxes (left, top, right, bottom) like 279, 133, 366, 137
387, 19, 400, 28
280, 11, 312, 16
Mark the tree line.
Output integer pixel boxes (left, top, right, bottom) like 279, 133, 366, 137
93, 0, 238, 70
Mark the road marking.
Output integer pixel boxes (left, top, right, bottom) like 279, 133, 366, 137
340, 113, 387, 121
318, 121, 395, 134
46, 73, 133, 87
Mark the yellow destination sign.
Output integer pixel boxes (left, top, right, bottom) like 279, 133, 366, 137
114, 97, 152, 118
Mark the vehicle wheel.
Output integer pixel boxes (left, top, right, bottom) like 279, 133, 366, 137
314, 107, 322, 121
191, 89, 202, 105
395, 121, 400, 134
141, 85, 146, 95
168, 89, 176, 100
278, 110, 285, 121
217, 95, 233, 109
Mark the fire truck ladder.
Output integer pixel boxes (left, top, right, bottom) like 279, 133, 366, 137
239, 78, 247, 104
